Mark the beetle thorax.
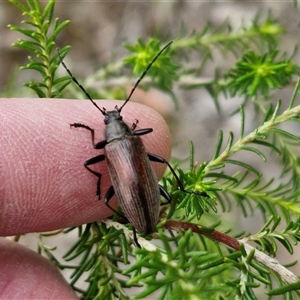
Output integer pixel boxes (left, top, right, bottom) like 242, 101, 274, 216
104, 110, 133, 143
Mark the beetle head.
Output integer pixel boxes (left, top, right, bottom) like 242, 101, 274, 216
103, 106, 123, 125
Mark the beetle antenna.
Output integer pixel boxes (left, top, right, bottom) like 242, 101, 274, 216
56, 48, 106, 116
118, 40, 173, 112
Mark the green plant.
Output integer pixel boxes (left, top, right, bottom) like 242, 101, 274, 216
8, 0, 70, 97
7, 0, 300, 299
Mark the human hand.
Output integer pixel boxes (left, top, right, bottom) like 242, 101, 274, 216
0, 98, 171, 298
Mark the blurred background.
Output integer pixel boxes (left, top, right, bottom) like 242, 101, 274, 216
1, 1, 299, 160
1, 0, 300, 290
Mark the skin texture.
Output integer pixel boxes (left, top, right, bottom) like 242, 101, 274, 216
0, 98, 171, 299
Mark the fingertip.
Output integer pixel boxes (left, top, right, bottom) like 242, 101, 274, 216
0, 98, 172, 234
0, 238, 78, 299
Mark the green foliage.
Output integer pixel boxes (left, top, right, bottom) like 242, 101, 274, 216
62, 223, 132, 299
8, 0, 70, 97
8, 1, 300, 299
248, 216, 300, 255
125, 230, 235, 300
226, 50, 298, 98
123, 38, 179, 92
206, 96, 300, 222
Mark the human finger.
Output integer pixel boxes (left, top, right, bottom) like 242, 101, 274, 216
0, 98, 171, 235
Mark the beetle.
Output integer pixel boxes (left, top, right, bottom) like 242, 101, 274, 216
57, 41, 207, 245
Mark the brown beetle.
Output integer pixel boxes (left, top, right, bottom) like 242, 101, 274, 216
58, 42, 207, 245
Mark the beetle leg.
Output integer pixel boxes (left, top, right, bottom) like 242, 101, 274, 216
133, 128, 153, 136
104, 186, 120, 215
104, 186, 141, 247
84, 154, 106, 199
132, 228, 141, 247
71, 123, 108, 149
131, 119, 139, 131
159, 184, 171, 204
148, 153, 208, 197
94, 140, 107, 149
104, 186, 129, 218
70, 122, 96, 144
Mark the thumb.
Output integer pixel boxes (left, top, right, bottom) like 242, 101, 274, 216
0, 238, 78, 299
